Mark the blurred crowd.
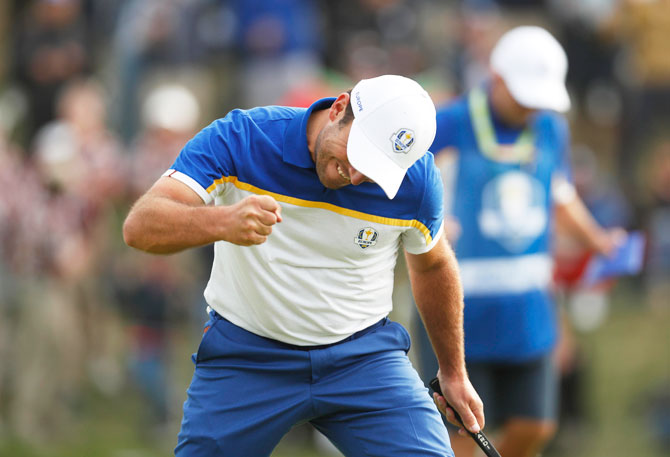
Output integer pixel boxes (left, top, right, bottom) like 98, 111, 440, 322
0, 0, 668, 453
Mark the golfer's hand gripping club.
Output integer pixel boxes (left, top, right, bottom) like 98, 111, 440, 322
429, 377, 502, 457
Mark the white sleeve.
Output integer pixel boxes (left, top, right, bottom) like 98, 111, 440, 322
402, 221, 444, 255
163, 169, 213, 204
551, 174, 576, 205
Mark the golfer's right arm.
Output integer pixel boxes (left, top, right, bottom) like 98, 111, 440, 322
123, 176, 282, 254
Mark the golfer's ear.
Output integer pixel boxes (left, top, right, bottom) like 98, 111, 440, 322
329, 93, 350, 122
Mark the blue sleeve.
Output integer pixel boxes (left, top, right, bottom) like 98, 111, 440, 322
553, 114, 573, 183
430, 102, 460, 153
402, 153, 444, 253
419, 156, 445, 238
170, 110, 248, 193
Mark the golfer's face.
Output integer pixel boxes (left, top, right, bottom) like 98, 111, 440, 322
314, 120, 371, 190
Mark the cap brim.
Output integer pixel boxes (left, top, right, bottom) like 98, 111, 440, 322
507, 78, 571, 113
347, 119, 406, 200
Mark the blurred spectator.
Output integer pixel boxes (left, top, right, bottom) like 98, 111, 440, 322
599, 0, 670, 208
546, 0, 622, 126
34, 77, 127, 205
324, 0, 429, 82
572, 144, 632, 230
6, 77, 126, 441
229, 0, 325, 107
12, 0, 90, 144
602, 0, 670, 89
0, 128, 29, 435
128, 83, 201, 196
118, 81, 206, 435
450, 0, 504, 93
112, 251, 203, 434
111, 0, 226, 143
276, 74, 341, 108
642, 138, 670, 310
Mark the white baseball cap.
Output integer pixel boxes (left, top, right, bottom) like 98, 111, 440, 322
347, 75, 437, 200
490, 26, 570, 113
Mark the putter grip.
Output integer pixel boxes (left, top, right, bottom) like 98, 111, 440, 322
429, 377, 502, 457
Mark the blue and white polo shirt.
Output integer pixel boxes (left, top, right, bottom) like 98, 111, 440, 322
165, 98, 444, 345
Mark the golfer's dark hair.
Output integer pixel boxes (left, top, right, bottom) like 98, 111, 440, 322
338, 89, 354, 127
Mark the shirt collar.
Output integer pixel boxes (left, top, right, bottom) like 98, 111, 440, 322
282, 97, 335, 168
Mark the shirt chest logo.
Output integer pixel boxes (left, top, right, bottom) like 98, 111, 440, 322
354, 227, 379, 249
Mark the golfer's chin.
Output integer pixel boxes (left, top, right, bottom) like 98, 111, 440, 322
321, 181, 350, 191
317, 173, 351, 190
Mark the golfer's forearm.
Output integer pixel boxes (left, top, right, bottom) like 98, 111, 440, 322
123, 195, 224, 254
412, 260, 467, 378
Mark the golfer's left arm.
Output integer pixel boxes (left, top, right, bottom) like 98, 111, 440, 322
405, 237, 484, 434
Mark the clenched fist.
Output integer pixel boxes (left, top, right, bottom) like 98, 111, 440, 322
222, 194, 283, 246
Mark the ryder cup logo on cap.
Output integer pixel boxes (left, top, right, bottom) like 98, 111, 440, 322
490, 26, 570, 113
347, 75, 437, 200
391, 128, 415, 154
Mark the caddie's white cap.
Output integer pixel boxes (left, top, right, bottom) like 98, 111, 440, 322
490, 26, 570, 113
347, 75, 437, 200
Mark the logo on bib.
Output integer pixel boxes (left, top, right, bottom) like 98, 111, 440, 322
354, 227, 379, 249
478, 171, 547, 253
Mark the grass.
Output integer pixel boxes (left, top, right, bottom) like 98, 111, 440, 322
561, 286, 669, 457
0, 388, 169, 457
0, 282, 667, 457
